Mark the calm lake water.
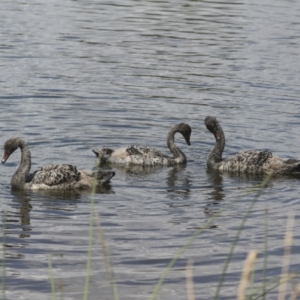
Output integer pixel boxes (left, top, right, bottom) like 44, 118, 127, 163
1, 0, 300, 299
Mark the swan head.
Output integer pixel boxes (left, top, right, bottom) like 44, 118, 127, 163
92, 148, 113, 158
205, 116, 221, 140
2, 138, 23, 164
176, 123, 192, 146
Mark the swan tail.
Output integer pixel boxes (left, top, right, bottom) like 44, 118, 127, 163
283, 159, 300, 174
93, 170, 116, 184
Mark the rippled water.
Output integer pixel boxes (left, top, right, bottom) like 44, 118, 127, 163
1, 0, 300, 299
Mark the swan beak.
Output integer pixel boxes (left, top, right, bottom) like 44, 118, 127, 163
1, 151, 10, 164
184, 136, 191, 146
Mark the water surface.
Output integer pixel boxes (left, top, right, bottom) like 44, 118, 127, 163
1, 0, 300, 299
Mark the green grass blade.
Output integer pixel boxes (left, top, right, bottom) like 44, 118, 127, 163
262, 208, 269, 300
149, 220, 213, 300
48, 255, 57, 300
252, 273, 295, 300
94, 211, 119, 300
214, 173, 272, 300
83, 173, 98, 300
149, 174, 271, 300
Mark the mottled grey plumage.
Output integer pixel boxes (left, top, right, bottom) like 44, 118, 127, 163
93, 123, 192, 166
205, 116, 300, 175
29, 164, 81, 186
2, 138, 115, 190
126, 145, 169, 158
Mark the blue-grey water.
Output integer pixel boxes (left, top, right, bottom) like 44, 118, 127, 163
1, 0, 300, 299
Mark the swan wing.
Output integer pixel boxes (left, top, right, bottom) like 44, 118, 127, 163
30, 164, 81, 186
126, 145, 169, 158
222, 150, 272, 173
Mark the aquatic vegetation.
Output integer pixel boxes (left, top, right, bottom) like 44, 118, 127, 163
30, 171, 298, 300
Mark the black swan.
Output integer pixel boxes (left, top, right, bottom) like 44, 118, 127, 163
2, 137, 115, 190
92, 123, 192, 166
205, 116, 300, 175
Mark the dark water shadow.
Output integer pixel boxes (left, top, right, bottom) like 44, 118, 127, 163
202, 168, 300, 221
206, 169, 225, 202
165, 164, 192, 207
166, 164, 191, 188
7, 189, 33, 239
202, 169, 273, 228
219, 169, 300, 188
162, 165, 192, 226
205, 168, 295, 191
108, 165, 164, 177
10, 182, 115, 201
203, 169, 225, 224
100, 163, 166, 177
5, 183, 115, 238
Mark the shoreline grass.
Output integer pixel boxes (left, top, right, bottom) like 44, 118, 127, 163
45, 171, 298, 300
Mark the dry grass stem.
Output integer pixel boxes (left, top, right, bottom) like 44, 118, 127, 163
262, 208, 269, 300
237, 250, 258, 300
95, 211, 119, 300
185, 260, 195, 300
94, 211, 111, 280
85, 154, 119, 300
289, 282, 300, 300
48, 255, 57, 300
278, 212, 295, 300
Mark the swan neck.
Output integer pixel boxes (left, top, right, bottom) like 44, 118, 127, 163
208, 124, 225, 167
11, 140, 31, 189
167, 126, 186, 163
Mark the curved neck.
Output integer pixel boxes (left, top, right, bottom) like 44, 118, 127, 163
167, 126, 186, 163
207, 124, 225, 168
11, 140, 31, 189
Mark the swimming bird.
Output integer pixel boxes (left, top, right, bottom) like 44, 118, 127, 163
205, 116, 300, 175
92, 123, 192, 166
2, 137, 115, 190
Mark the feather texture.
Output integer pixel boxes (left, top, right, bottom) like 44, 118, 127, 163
93, 123, 192, 166
2, 138, 115, 190
205, 116, 300, 175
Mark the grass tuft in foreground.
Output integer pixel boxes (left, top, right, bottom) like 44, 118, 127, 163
47, 171, 299, 300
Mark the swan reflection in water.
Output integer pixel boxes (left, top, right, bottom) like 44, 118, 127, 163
103, 163, 165, 177
110, 163, 191, 188
166, 164, 191, 202
204, 169, 225, 221
7, 182, 114, 240
203, 168, 275, 227
9, 189, 33, 239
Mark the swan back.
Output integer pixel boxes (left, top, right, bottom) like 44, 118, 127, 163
92, 123, 192, 166
220, 150, 273, 173
30, 164, 81, 186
